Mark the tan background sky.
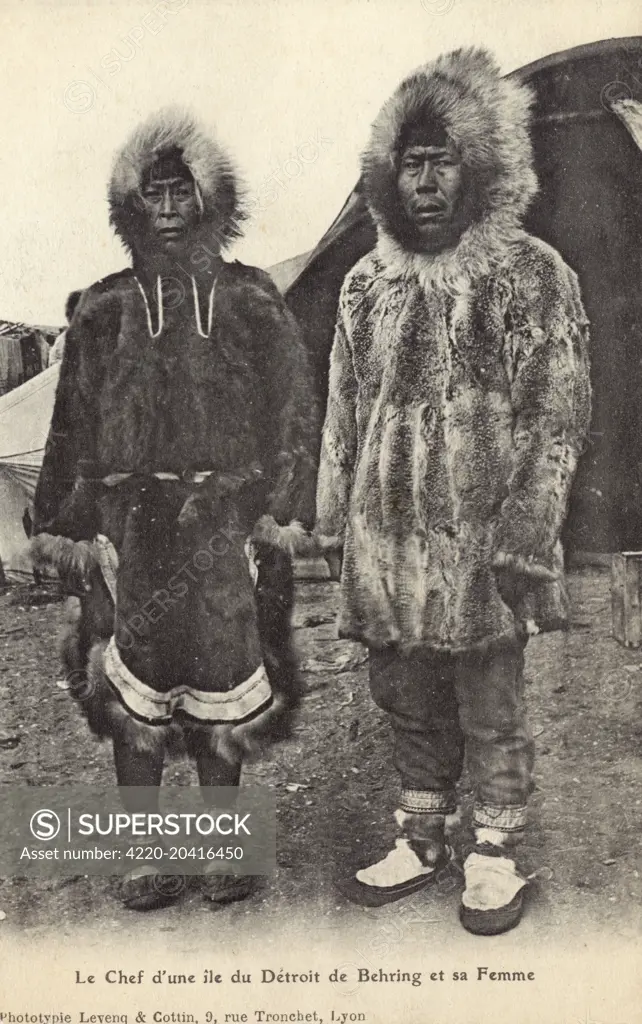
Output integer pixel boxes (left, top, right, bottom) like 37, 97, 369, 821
0, 0, 639, 324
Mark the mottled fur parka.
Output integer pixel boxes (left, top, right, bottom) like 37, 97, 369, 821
33, 108, 319, 756
315, 49, 592, 653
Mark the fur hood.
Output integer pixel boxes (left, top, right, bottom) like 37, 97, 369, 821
108, 107, 247, 254
361, 48, 538, 292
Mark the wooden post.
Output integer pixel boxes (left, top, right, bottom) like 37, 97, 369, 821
611, 552, 642, 647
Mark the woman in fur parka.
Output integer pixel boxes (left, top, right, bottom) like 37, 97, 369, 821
315, 49, 591, 934
32, 108, 319, 910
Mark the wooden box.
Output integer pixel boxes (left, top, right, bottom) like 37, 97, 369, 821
611, 552, 642, 647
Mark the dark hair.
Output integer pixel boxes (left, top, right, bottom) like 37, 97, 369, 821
65, 290, 83, 323
141, 146, 194, 188
397, 110, 449, 156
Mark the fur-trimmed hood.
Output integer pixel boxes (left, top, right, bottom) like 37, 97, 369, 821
361, 48, 538, 291
108, 107, 246, 254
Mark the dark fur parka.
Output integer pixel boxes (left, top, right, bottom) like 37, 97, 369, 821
33, 108, 319, 750
315, 49, 592, 653
34, 262, 318, 540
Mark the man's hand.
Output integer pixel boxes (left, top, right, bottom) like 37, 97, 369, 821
492, 551, 559, 581
492, 551, 558, 613
324, 550, 343, 582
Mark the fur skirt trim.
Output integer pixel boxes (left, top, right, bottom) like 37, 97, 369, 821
61, 624, 302, 763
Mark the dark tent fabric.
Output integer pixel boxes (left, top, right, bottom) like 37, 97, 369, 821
0, 321, 56, 396
275, 38, 642, 553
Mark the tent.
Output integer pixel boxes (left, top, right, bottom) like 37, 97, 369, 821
280, 37, 642, 554
0, 320, 57, 396
0, 319, 59, 574
0, 37, 640, 574
0, 365, 59, 576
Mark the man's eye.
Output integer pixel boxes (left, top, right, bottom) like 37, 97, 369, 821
142, 191, 162, 202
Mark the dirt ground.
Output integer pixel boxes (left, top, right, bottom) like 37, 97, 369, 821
0, 564, 640, 951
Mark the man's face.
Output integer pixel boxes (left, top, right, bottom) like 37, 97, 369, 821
397, 142, 463, 251
139, 173, 200, 252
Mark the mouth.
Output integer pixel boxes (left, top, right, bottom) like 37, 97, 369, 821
415, 204, 446, 223
157, 227, 184, 240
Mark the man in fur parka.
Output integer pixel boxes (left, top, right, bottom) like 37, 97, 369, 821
32, 108, 318, 910
315, 48, 591, 934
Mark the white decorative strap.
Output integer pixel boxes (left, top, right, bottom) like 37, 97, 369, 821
134, 274, 217, 339
192, 277, 216, 338
94, 534, 119, 604
244, 538, 260, 587
134, 275, 164, 338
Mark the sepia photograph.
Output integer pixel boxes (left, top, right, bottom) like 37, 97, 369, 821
0, 1, 640, 1021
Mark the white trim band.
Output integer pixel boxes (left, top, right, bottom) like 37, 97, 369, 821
103, 636, 272, 724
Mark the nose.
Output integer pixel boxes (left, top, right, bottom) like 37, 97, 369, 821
416, 162, 438, 192
160, 187, 176, 218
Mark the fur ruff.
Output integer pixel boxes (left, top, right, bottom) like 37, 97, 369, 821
108, 107, 247, 253
361, 47, 538, 295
